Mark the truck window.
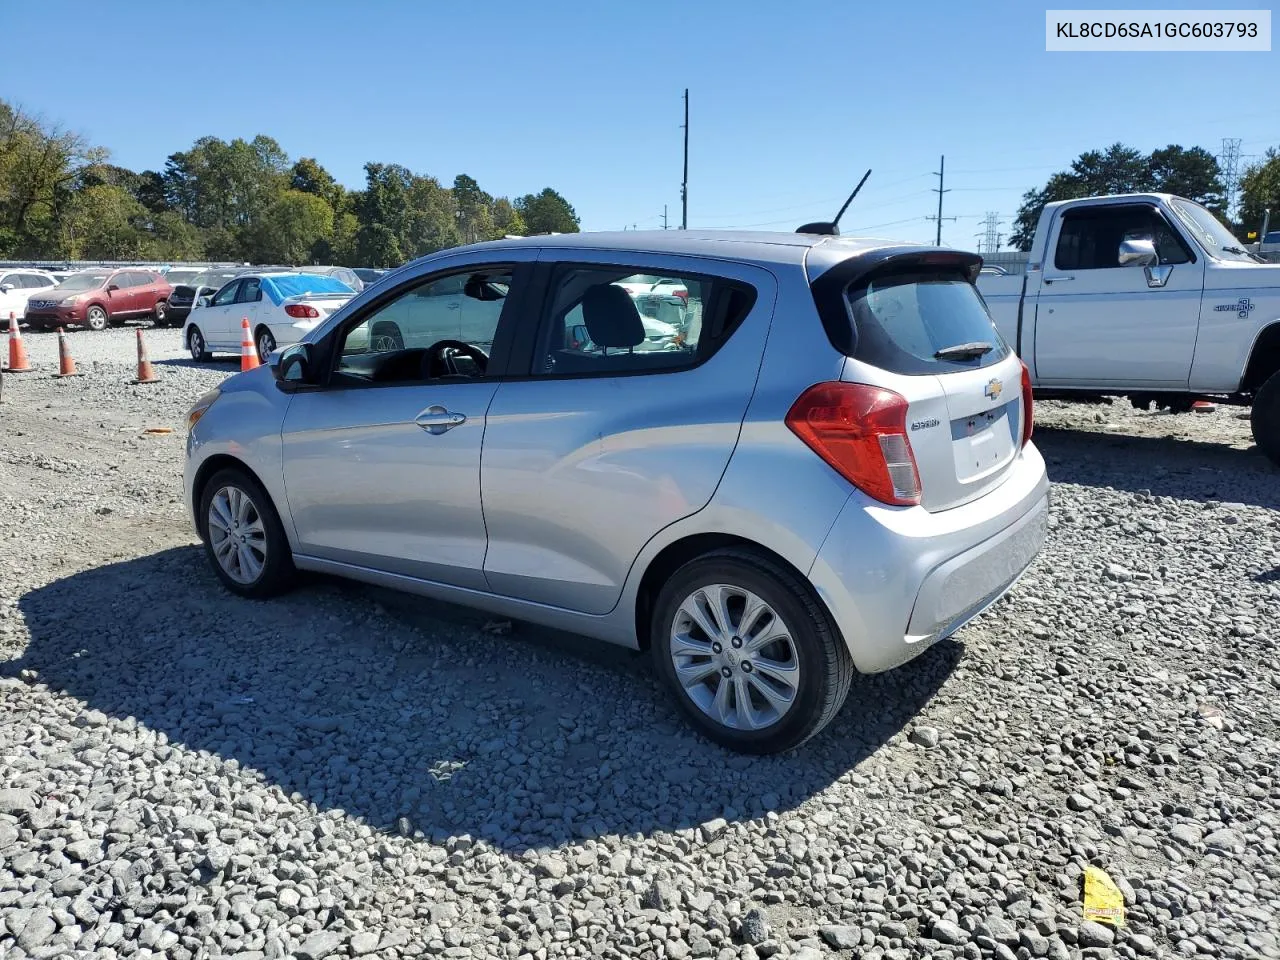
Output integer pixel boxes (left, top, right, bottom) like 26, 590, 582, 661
1054, 205, 1192, 270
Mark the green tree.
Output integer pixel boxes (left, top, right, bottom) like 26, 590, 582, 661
58, 183, 150, 260
1147, 145, 1225, 211
1010, 143, 1205, 250
290, 157, 345, 213
490, 197, 526, 238
1238, 149, 1280, 240
250, 190, 335, 264
515, 187, 580, 234
453, 173, 493, 244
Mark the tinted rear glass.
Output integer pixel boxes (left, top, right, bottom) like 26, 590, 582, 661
844, 272, 1008, 374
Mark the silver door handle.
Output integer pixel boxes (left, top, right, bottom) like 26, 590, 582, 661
415, 405, 466, 434
1043, 275, 1074, 284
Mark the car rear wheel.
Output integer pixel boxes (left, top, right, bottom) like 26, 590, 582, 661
650, 548, 853, 753
198, 468, 294, 598
153, 300, 169, 327
85, 306, 108, 332
256, 328, 276, 363
188, 326, 210, 362
1250, 370, 1280, 467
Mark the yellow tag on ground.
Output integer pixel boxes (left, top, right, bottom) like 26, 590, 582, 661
1083, 866, 1126, 927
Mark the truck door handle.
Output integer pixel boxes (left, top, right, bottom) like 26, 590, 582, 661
415, 405, 466, 434
1043, 275, 1074, 284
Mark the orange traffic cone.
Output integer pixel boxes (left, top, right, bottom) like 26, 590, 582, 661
53, 328, 81, 377
133, 328, 160, 384
4, 312, 31, 373
1191, 400, 1217, 413
239, 317, 259, 372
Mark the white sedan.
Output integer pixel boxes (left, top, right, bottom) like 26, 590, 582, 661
0, 268, 58, 322
183, 272, 355, 362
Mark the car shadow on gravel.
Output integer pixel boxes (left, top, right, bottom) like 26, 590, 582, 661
156, 357, 242, 371
9, 545, 958, 852
1035, 425, 1280, 510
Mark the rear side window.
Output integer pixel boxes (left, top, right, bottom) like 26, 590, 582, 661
845, 271, 1009, 374
532, 265, 755, 377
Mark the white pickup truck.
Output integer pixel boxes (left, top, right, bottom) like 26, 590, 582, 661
976, 192, 1280, 465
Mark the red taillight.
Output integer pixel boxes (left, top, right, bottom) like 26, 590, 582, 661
285, 304, 319, 319
673, 288, 689, 303
785, 382, 922, 506
1020, 360, 1034, 447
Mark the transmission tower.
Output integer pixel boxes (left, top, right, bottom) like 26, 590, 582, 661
981, 212, 1001, 253
1220, 137, 1242, 217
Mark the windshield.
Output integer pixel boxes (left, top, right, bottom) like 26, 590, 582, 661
55, 273, 108, 293
1168, 198, 1255, 261
164, 269, 201, 285
263, 274, 354, 303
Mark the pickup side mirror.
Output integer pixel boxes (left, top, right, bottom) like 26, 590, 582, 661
272, 341, 316, 387
0, 283, 12, 294
1118, 238, 1158, 268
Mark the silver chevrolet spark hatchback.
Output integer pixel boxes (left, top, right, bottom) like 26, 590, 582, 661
185, 231, 1049, 753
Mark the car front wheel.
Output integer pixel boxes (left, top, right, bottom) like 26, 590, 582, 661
85, 306, 108, 332
650, 548, 853, 753
198, 468, 294, 598
1251, 369, 1280, 467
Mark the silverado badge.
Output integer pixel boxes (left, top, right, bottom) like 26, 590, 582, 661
984, 378, 1003, 401
1212, 298, 1253, 319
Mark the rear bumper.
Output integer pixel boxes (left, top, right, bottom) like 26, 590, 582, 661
809, 442, 1049, 674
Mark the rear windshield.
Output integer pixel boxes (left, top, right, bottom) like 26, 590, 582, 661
844, 272, 1008, 374
262, 274, 354, 303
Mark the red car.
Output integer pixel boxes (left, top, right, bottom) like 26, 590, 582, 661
24, 269, 173, 331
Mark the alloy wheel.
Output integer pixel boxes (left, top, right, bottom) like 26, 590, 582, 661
669, 583, 800, 731
206, 485, 267, 585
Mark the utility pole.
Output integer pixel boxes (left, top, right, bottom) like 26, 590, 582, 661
680, 89, 689, 230
663, 204, 668, 230
925, 154, 956, 245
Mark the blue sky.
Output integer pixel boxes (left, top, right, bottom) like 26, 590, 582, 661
1, 0, 1275, 247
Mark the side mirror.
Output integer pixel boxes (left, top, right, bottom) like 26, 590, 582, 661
0, 283, 12, 293
273, 342, 315, 386
1118, 238, 1158, 268
196, 296, 211, 308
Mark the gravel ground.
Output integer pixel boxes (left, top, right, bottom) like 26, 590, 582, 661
1, 327, 1278, 960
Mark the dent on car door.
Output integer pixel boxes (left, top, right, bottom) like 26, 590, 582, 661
480, 259, 775, 615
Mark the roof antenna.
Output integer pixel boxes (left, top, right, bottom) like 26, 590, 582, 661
797, 169, 872, 236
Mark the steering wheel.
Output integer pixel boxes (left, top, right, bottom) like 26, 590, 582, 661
425, 339, 489, 378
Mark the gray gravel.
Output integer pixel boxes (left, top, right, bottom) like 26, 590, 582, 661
1, 340, 1278, 959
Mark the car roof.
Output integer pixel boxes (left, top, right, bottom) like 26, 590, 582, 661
430, 230, 920, 269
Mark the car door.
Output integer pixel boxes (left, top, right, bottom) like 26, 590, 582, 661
279, 254, 535, 588
234, 276, 265, 338
1034, 203, 1205, 386
117, 272, 145, 315
480, 254, 775, 615
197, 279, 243, 347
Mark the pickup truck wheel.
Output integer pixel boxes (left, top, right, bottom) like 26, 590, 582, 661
1250, 371, 1280, 467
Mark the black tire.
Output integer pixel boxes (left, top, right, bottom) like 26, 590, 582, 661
197, 467, 295, 599
188, 325, 211, 361
649, 548, 853, 753
85, 305, 108, 332
255, 327, 276, 363
153, 300, 169, 327
1251, 370, 1280, 467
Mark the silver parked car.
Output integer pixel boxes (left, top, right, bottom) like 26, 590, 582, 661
184, 231, 1049, 752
